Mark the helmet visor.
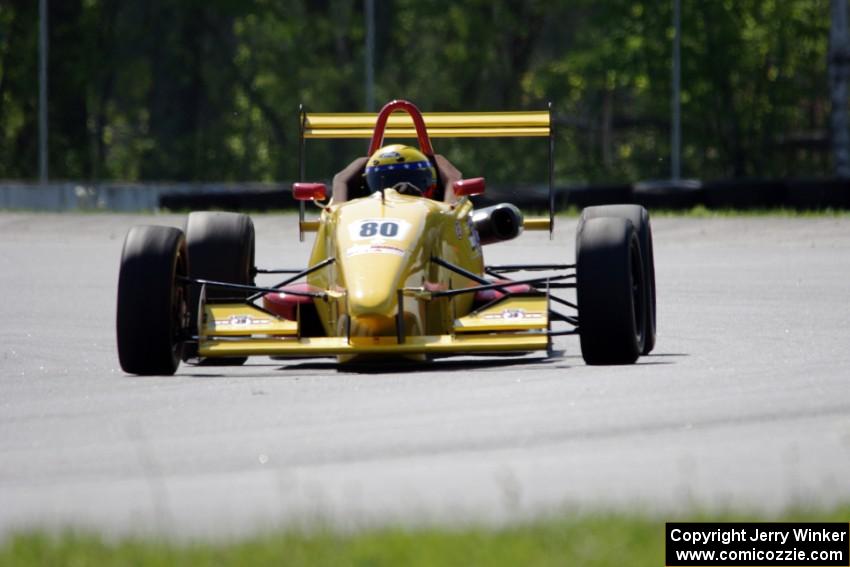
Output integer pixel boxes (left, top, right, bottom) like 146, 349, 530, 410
366, 160, 434, 193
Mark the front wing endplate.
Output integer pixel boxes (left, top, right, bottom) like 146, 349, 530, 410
204, 304, 298, 337
453, 296, 548, 333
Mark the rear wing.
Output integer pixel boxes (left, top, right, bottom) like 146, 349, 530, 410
302, 111, 551, 139
297, 100, 555, 237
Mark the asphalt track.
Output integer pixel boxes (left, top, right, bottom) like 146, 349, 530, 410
1, 212, 849, 539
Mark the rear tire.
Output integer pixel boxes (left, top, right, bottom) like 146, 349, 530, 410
576, 216, 647, 365
579, 205, 656, 354
184, 212, 256, 365
116, 226, 188, 375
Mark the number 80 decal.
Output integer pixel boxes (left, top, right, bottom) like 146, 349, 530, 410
349, 219, 411, 241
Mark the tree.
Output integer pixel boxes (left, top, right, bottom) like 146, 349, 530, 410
0, 0, 837, 183
830, 0, 850, 177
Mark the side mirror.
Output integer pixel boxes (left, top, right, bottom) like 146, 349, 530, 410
452, 177, 485, 197
293, 182, 327, 201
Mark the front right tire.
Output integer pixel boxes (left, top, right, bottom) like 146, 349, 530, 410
183, 212, 256, 365
116, 225, 188, 375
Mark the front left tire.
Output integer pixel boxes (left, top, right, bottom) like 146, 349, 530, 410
579, 205, 656, 354
576, 216, 647, 365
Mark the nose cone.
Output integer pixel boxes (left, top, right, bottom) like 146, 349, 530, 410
333, 190, 435, 334
343, 253, 407, 337
348, 313, 397, 336
344, 254, 404, 318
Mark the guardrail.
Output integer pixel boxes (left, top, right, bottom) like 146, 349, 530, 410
0, 182, 290, 211
2, 179, 848, 212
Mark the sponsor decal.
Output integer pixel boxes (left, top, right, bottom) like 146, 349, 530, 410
482, 309, 544, 321
214, 315, 271, 327
466, 216, 481, 256
346, 244, 405, 257
349, 218, 411, 241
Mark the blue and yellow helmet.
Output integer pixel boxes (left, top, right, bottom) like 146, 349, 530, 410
365, 144, 437, 197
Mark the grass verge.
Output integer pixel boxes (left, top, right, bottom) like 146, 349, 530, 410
2, 506, 848, 567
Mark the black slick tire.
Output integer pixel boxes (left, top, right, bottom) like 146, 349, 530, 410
116, 225, 188, 375
184, 212, 256, 365
579, 205, 656, 354
576, 216, 647, 365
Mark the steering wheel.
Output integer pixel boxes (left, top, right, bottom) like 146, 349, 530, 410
392, 181, 424, 196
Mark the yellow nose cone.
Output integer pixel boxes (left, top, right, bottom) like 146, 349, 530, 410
332, 189, 433, 334
345, 256, 402, 318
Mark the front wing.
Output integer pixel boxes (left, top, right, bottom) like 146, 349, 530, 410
197, 295, 551, 358
199, 334, 549, 358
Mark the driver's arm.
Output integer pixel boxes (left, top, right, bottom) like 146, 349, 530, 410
331, 156, 369, 203
434, 154, 462, 202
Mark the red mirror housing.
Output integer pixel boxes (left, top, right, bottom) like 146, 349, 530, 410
452, 177, 485, 197
293, 182, 327, 201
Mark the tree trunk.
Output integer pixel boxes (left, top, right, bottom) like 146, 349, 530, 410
830, 0, 850, 178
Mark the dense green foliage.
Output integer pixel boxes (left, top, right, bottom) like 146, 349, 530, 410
0, 0, 834, 183
2, 506, 849, 567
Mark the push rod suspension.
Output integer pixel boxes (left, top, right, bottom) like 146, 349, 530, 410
254, 268, 303, 275
547, 329, 579, 336
548, 311, 579, 326
534, 281, 575, 289
486, 263, 575, 272
431, 256, 516, 296
430, 274, 572, 299
487, 269, 575, 285
180, 277, 325, 298
432, 256, 494, 286
548, 295, 578, 310
248, 257, 335, 301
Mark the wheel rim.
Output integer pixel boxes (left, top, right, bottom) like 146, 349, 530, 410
629, 238, 645, 348
171, 248, 189, 361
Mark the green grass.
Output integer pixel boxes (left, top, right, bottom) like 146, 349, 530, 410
3, 507, 848, 567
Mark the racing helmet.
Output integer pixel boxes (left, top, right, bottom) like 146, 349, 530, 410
365, 144, 437, 198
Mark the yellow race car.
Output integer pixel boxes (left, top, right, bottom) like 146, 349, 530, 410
116, 100, 656, 375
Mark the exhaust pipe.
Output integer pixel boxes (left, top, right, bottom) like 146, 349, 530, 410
472, 203, 524, 245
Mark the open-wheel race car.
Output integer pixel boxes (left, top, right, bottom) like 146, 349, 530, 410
116, 99, 656, 375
